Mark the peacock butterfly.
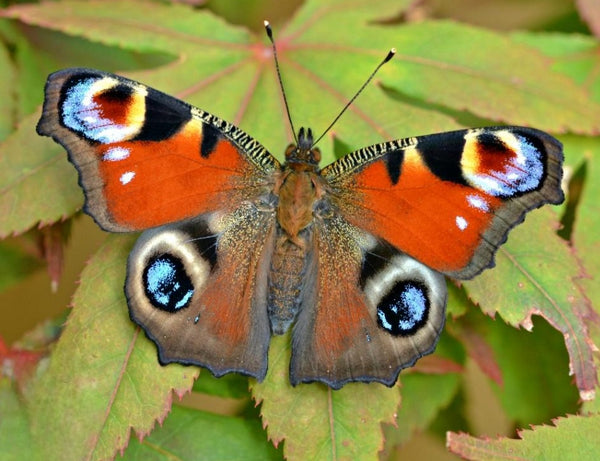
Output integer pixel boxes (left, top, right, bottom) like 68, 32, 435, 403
36, 29, 564, 389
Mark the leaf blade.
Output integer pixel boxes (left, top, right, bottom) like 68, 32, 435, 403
464, 209, 597, 401
27, 236, 198, 460
252, 335, 400, 461
122, 405, 281, 461
448, 414, 600, 461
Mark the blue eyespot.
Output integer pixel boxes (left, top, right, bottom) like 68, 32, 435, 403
377, 281, 429, 336
143, 254, 194, 312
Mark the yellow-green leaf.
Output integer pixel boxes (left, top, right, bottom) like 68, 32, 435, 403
252, 335, 400, 461
27, 236, 198, 460
464, 209, 596, 401
447, 413, 600, 460
122, 405, 281, 460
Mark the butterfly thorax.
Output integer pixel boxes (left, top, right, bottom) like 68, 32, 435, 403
268, 128, 325, 334
276, 127, 323, 242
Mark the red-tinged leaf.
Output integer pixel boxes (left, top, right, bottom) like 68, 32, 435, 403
251, 334, 400, 461
447, 413, 600, 460
122, 405, 282, 460
411, 324, 467, 377
0, 337, 44, 391
6, 311, 67, 397
410, 355, 464, 375
463, 209, 597, 401
563, 135, 600, 413
450, 322, 502, 387
27, 235, 198, 461
576, 0, 600, 37
37, 220, 71, 292
0, 111, 83, 238
0, 378, 34, 461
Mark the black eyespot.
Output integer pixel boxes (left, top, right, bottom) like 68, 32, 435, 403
143, 254, 194, 312
376, 281, 429, 336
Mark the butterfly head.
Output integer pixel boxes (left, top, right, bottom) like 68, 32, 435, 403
285, 127, 321, 169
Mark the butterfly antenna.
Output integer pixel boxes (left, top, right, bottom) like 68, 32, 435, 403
264, 20, 298, 144
312, 48, 396, 147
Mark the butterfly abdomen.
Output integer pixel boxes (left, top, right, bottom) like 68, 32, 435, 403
268, 232, 312, 335
268, 165, 322, 335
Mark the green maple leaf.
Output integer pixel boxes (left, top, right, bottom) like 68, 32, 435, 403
0, 378, 35, 461
123, 405, 281, 460
510, 31, 600, 413
447, 413, 600, 460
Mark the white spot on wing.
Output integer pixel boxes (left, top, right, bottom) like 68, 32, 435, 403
103, 147, 130, 161
456, 216, 468, 231
467, 194, 489, 212
120, 171, 135, 184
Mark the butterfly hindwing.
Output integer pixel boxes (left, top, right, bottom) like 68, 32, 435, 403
37, 68, 279, 232
125, 204, 277, 380
290, 213, 447, 388
322, 127, 564, 279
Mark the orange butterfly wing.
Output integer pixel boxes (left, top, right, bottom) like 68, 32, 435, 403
322, 127, 564, 279
37, 68, 279, 232
290, 126, 563, 386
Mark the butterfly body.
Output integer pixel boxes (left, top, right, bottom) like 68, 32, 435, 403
38, 68, 564, 389
267, 129, 325, 332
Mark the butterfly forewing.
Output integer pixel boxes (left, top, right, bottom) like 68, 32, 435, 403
38, 68, 280, 381
37, 68, 279, 232
322, 127, 564, 279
